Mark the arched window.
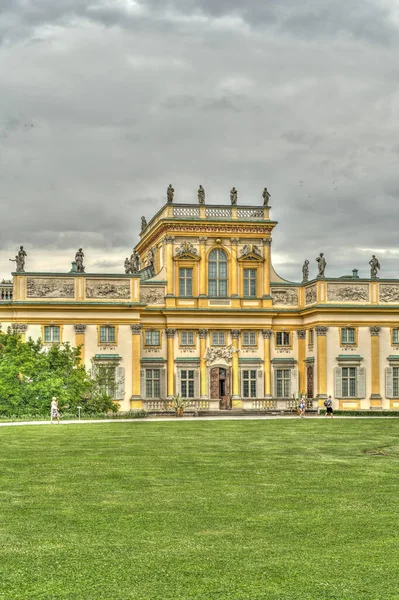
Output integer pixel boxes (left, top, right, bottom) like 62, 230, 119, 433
208, 249, 228, 297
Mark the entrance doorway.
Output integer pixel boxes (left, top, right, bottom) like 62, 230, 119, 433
210, 366, 231, 409
307, 365, 314, 398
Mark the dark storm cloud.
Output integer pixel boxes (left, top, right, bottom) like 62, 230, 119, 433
1, 0, 399, 279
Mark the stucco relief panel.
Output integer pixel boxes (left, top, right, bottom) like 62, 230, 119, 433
327, 284, 369, 302
140, 287, 165, 304
86, 280, 130, 299
27, 278, 75, 298
271, 288, 298, 306
379, 285, 399, 303
305, 285, 317, 304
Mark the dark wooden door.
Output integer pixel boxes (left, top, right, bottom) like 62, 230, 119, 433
210, 367, 231, 409
307, 365, 314, 398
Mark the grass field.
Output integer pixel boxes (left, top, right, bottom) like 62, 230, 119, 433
0, 420, 398, 600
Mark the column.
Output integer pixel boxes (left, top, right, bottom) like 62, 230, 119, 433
296, 330, 306, 396
199, 329, 209, 398
370, 327, 382, 406
165, 237, 175, 296
230, 329, 241, 401
165, 328, 177, 398
315, 326, 328, 405
74, 324, 87, 364
130, 324, 142, 406
11, 323, 28, 341
262, 238, 271, 297
230, 238, 239, 297
199, 237, 207, 296
262, 329, 273, 397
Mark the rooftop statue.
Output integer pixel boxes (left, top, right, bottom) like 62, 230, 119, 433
262, 187, 271, 206
197, 185, 205, 204
75, 248, 85, 273
131, 249, 140, 273
302, 259, 309, 282
316, 253, 326, 278
369, 255, 380, 278
167, 184, 174, 203
141, 216, 147, 232
9, 245, 27, 272
230, 187, 238, 205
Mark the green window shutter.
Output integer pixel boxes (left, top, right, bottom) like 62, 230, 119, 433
115, 367, 125, 400
194, 370, 200, 399
290, 368, 298, 398
257, 369, 263, 398
385, 367, 393, 398
177, 369, 182, 396
273, 370, 278, 398
140, 369, 146, 399
160, 369, 166, 399
357, 367, 366, 399
334, 367, 342, 399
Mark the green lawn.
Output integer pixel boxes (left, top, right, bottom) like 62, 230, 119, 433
0, 420, 398, 600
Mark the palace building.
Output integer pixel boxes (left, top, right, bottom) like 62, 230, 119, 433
1, 191, 399, 412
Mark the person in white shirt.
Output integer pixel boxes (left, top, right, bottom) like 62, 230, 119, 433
50, 397, 60, 424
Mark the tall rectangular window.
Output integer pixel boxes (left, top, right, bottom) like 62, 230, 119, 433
243, 269, 257, 297
242, 331, 257, 346
100, 326, 115, 343
145, 330, 161, 346
276, 332, 290, 347
181, 331, 195, 346
212, 331, 225, 346
342, 367, 356, 397
208, 249, 228, 297
243, 370, 257, 398
181, 370, 195, 398
145, 369, 160, 398
44, 326, 60, 343
341, 328, 355, 344
308, 329, 314, 346
392, 329, 399, 344
98, 365, 116, 397
276, 369, 291, 398
179, 268, 193, 297
393, 367, 399, 397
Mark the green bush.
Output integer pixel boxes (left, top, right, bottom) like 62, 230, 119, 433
319, 409, 399, 416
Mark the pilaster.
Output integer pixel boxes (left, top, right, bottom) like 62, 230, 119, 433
198, 329, 209, 399
262, 329, 273, 397
296, 330, 306, 395
74, 324, 87, 364
165, 328, 177, 398
199, 237, 207, 296
315, 326, 328, 405
230, 329, 241, 407
230, 238, 239, 297
165, 237, 175, 296
370, 327, 382, 407
262, 238, 272, 306
130, 324, 142, 408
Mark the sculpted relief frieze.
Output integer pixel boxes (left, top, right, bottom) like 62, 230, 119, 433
140, 287, 165, 305
27, 278, 75, 298
271, 288, 298, 306
379, 284, 399, 303
327, 284, 369, 302
86, 280, 130, 299
305, 285, 317, 304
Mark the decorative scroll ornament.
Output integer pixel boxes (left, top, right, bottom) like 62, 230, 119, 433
261, 329, 273, 339
175, 242, 198, 257
296, 330, 306, 339
12, 323, 28, 333
315, 326, 329, 336
205, 345, 238, 364
198, 329, 209, 338
74, 324, 87, 334
130, 323, 143, 334
165, 328, 177, 338
230, 329, 241, 339
369, 326, 381, 336
240, 244, 262, 258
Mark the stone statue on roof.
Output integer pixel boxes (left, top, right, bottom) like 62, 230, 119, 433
197, 185, 205, 204
302, 259, 309, 282
262, 187, 271, 206
167, 184, 174, 203
369, 255, 380, 278
141, 216, 147, 232
75, 248, 85, 273
316, 253, 326, 278
230, 187, 238, 205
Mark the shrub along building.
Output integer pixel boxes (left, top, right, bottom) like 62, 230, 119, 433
1, 185, 399, 412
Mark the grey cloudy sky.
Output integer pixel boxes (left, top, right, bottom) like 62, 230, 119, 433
1, 0, 399, 281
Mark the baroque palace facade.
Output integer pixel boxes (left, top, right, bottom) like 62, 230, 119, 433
1, 191, 399, 412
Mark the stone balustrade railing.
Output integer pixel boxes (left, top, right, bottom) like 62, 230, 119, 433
0, 283, 13, 301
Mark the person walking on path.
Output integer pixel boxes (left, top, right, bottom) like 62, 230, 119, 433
299, 395, 306, 418
324, 395, 334, 418
50, 397, 60, 424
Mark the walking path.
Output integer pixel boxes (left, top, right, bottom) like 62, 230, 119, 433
1, 415, 399, 427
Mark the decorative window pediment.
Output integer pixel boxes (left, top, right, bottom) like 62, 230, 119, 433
174, 242, 200, 261
237, 251, 264, 263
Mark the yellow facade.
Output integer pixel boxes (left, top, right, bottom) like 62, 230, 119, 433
2, 199, 399, 412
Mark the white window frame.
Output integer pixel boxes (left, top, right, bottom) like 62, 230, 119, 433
276, 331, 290, 347
180, 369, 195, 398
44, 325, 60, 343
100, 325, 115, 344
212, 331, 226, 346
341, 366, 357, 398
181, 331, 195, 346
341, 328, 356, 345
145, 369, 161, 398
243, 269, 257, 297
242, 369, 257, 398
275, 368, 291, 398
392, 328, 399, 345
179, 268, 193, 297
145, 330, 161, 346
242, 331, 257, 347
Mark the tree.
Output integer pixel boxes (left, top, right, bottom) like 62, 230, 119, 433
0, 328, 119, 416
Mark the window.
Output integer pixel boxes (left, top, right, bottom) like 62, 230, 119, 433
394, 367, 399, 397
243, 370, 257, 398
44, 326, 60, 343
145, 330, 161, 346
146, 369, 160, 398
242, 331, 257, 346
276, 369, 290, 398
97, 365, 116, 398
181, 370, 195, 398
212, 331, 225, 346
276, 332, 290, 347
342, 367, 356, 397
208, 249, 228, 297
100, 326, 115, 343
181, 331, 195, 346
243, 269, 257, 297
392, 329, 399, 344
341, 328, 356, 345
179, 268, 193, 297
308, 329, 314, 347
